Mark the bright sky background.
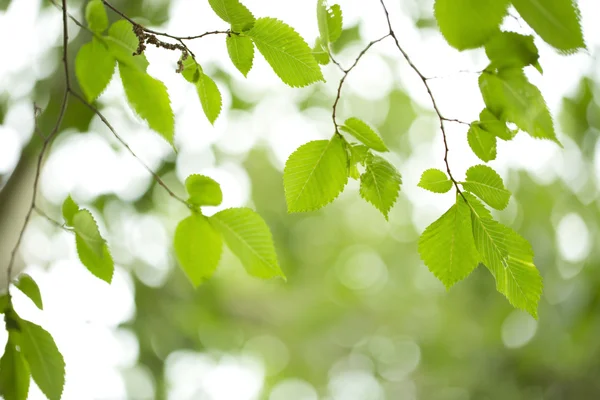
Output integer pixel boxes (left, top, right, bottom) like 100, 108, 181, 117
0, 0, 599, 399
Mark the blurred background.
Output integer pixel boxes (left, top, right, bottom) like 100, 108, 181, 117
1, 0, 600, 399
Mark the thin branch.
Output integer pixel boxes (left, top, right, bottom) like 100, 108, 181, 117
378, 0, 462, 193
331, 34, 390, 131
441, 117, 471, 126
6, 0, 71, 293
33, 206, 73, 232
49, 0, 93, 34
70, 92, 190, 208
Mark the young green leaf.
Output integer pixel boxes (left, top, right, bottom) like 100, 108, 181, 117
317, 0, 330, 45
485, 32, 540, 72
73, 209, 114, 283
226, 35, 255, 76
185, 174, 223, 207
348, 144, 369, 179
85, 0, 108, 33
512, 0, 584, 53
196, 72, 222, 124
418, 168, 453, 193
119, 63, 175, 145
478, 108, 516, 141
174, 213, 223, 286
359, 154, 402, 219
19, 320, 65, 400
14, 274, 43, 310
211, 208, 285, 279
326, 4, 343, 43
340, 118, 388, 152
312, 38, 330, 65
461, 165, 510, 210
479, 69, 559, 144
247, 18, 324, 88
207, 0, 255, 32
284, 135, 348, 212
105, 20, 149, 71
75, 38, 116, 102
62, 195, 79, 226
0, 337, 30, 400
467, 125, 497, 162
180, 56, 200, 83
434, 0, 509, 50
467, 193, 542, 318
418, 195, 480, 288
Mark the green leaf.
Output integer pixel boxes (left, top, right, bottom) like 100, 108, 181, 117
207, 0, 255, 32
312, 38, 330, 65
478, 109, 516, 141
85, 0, 108, 33
326, 4, 343, 43
75, 38, 116, 102
61, 195, 79, 226
119, 63, 175, 145
461, 164, 510, 210
185, 174, 223, 207
434, 0, 509, 50
105, 20, 149, 71
0, 295, 8, 313
174, 213, 223, 286
226, 35, 255, 76
73, 209, 114, 283
0, 337, 30, 400
14, 274, 43, 310
359, 154, 402, 219
340, 118, 388, 152
180, 55, 200, 83
466, 193, 542, 318
211, 208, 285, 279
512, 0, 584, 53
348, 144, 369, 180
196, 72, 222, 124
418, 168, 453, 193
479, 69, 559, 143
317, 1, 342, 45
485, 31, 540, 72
467, 124, 497, 162
284, 135, 348, 212
19, 320, 65, 400
418, 195, 480, 288
247, 17, 324, 88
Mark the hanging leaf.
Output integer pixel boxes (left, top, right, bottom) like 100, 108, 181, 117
211, 208, 285, 279
512, 0, 584, 53
485, 31, 541, 72
478, 108, 516, 141
340, 118, 388, 152
461, 165, 510, 210
75, 38, 116, 102
283, 135, 348, 212
61, 195, 79, 226
105, 20, 149, 71
85, 0, 108, 33
119, 63, 175, 145
72, 209, 115, 283
0, 337, 30, 400
207, 0, 255, 32
19, 320, 65, 400
14, 274, 43, 310
226, 34, 255, 76
174, 213, 223, 286
418, 195, 481, 288
359, 154, 402, 219
185, 174, 223, 207
196, 72, 222, 124
479, 69, 559, 144
434, 0, 510, 50
326, 4, 343, 43
312, 38, 330, 65
247, 18, 324, 87
467, 124, 497, 162
418, 168, 453, 193
467, 193, 542, 318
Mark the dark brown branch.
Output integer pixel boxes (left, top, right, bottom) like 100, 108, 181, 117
6, 0, 71, 293
378, 0, 462, 193
331, 34, 390, 131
